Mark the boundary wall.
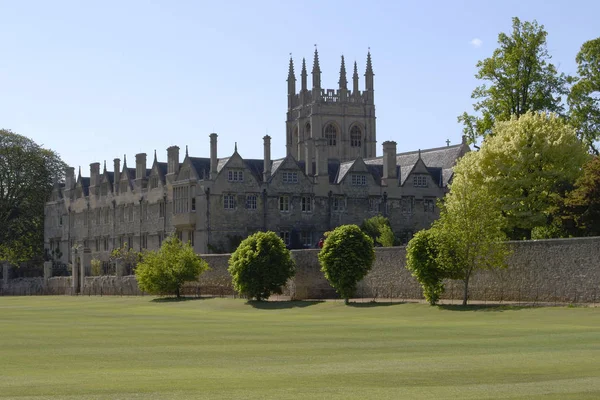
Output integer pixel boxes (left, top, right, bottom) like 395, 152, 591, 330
2, 237, 599, 303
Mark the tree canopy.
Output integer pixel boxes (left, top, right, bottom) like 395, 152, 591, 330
559, 156, 600, 237
318, 224, 375, 304
468, 112, 588, 239
0, 129, 67, 265
458, 17, 570, 145
568, 37, 600, 155
136, 235, 209, 298
228, 231, 295, 301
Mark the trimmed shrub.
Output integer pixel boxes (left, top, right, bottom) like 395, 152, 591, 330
318, 224, 375, 304
405, 229, 446, 305
228, 231, 295, 301
136, 236, 209, 298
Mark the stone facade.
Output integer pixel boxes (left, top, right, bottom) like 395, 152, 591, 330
43, 50, 468, 268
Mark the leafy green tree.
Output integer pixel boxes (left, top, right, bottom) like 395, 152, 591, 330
406, 229, 447, 305
435, 152, 509, 305
568, 37, 600, 155
458, 17, 570, 145
361, 215, 395, 247
469, 112, 589, 239
228, 231, 295, 301
136, 236, 209, 298
0, 129, 67, 265
318, 225, 375, 304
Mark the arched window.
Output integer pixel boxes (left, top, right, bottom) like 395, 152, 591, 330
305, 123, 311, 138
325, 124, 337, 146
350, 125, 362, 147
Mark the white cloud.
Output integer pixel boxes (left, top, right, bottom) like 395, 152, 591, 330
470, 38, 483, 48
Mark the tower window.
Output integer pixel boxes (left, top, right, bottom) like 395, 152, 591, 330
305, 123, 311, 138
350, 126, 362, 147
325, 124, 337, 146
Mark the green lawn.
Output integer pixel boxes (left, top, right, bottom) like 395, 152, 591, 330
1, 297, 599, 400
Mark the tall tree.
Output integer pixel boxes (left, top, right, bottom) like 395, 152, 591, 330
0, 129, 67, 265
434, 152, 509, 305
568, 37, 600, 155
465, 112, 589, 239
459, 17, 570, 145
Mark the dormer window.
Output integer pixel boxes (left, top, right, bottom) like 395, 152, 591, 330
228, 170, 244, 182
351, 174, 367, 186
282, 172, 298, 184
413, 175, 428, 187
120, 181, 128, 193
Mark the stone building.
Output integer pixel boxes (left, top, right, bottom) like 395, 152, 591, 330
44, 50, 469, 266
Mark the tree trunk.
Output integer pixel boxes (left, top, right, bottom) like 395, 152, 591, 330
176, 287, 180, 298
462, 275, 470, 306
344, 297, 349, 305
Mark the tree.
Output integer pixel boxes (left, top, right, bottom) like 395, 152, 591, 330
434, 151, 509, 305
136, 235, 209, 298
405, 228, 447, 305
110, 242, 142, 274
458, 17, 570, 145
228, 231, 295, 301
568, 37, 600, 155
560, 156, 600, 236
0, 129, 67, 265
361, 215, 395, 247
470, 112, 589, 239
318, 225, 375, 304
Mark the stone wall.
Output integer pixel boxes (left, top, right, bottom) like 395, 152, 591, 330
2, 237, 600, 302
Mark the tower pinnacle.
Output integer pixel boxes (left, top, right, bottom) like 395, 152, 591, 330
312, 46, 321, 90
301, 57, 307, 91
353, 60, 359, 94
338, 55, 347, 89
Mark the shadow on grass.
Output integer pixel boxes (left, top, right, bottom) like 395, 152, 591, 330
437, 304, 532, 312
151, 296, 209, 303
347, 301, 407, 308
247, 300, 324, 309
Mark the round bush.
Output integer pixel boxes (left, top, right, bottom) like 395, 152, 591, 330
318, 224, 375, 304
228, 231, 295, 301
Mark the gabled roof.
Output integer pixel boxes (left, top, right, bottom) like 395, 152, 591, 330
365, 143, 467, 187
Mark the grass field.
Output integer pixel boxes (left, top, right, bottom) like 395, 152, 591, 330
1, 297, 599, 400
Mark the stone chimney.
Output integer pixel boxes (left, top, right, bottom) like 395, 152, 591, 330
315, 138, 328, 179
304, 138, 314, 176
167, 146, 180, 176
135, 153, 147, 181
113, 158, 121, 189
263, 135, 271, 182
210, 133, 218, 180
89, 163, 100, 187
65, 167, 75, 190
382, 141, 397, 184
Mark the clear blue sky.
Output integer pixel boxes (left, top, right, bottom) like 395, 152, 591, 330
1, 0, 599, 172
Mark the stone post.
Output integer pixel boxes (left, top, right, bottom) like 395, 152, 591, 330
2, 262, 10, 287
81, 248, 91, 293
115, 259, 125, 277
71, 248, 79, 294
43, 261, 53, 284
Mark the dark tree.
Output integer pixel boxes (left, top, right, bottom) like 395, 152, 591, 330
0, 129, 67, 265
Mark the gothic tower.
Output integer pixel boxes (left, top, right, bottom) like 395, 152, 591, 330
286, 49, 377, 164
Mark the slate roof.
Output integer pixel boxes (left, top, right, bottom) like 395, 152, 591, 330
364, 143, 466, 186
